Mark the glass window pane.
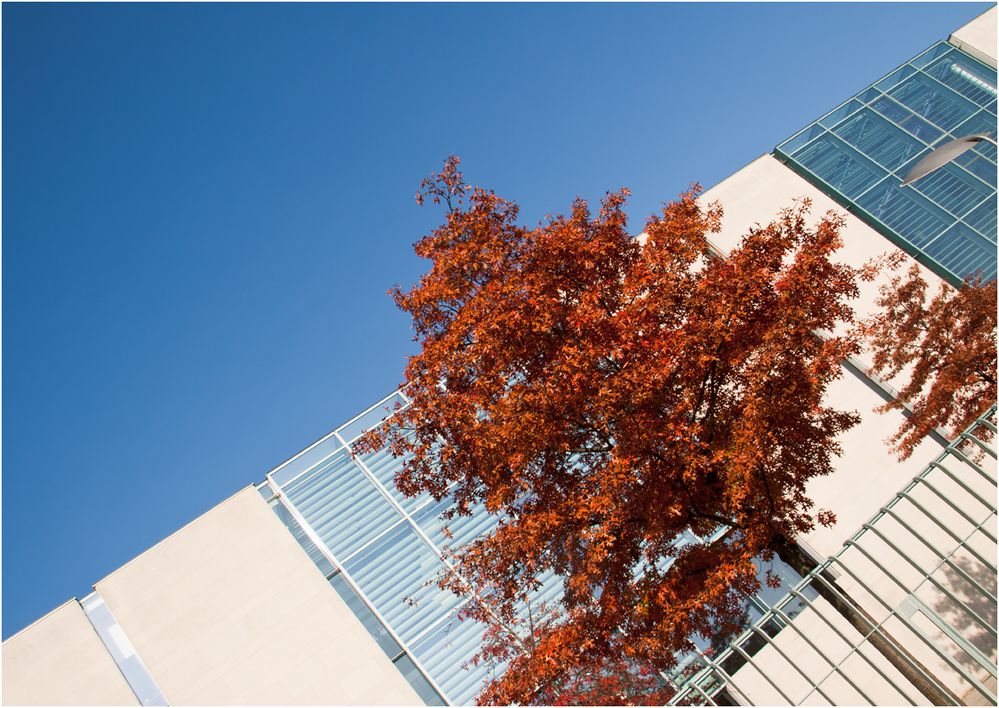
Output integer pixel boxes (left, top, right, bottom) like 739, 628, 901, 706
870, 96, 943, 144
354, 433, 434, 514
410, 610, 495, 706
859, 87, 883, 104
337, 392, 408, 444
414, 496, 498, 551
393, 654, 448, 706
923, 51, 997, 108
283, 449, 402, 560
270, 434, 343, 488
818, 100, 863, 129
269, 498, 337, 577
328, 572, 402, 659
911, 162, 993, 218
777, 124, 825, 155
343, 523, 463, 645
923, 223, 998, 282
790, 133, 887, 198
911, 42, 955, 69
833, 109, 927, 171
875, 65, 916, 92
857, 180, 952, 249
965, 196, 997, 243
889, 72, 979, 133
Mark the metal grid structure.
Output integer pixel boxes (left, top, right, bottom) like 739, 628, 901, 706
255, 389, 819, 705
668, 406, 998, 706
775, 41, 997, 285
256, 389, 567, 705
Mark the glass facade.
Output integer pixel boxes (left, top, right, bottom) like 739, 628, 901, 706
255, 34, 996, 708
775, 41, 997, 285
259, 390, 810, 705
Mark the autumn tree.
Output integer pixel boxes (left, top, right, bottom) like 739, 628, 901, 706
362, 156, 875, 704
861, 264, 997, 459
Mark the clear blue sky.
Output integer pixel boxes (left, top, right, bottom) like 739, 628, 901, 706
3, 2, 992, 638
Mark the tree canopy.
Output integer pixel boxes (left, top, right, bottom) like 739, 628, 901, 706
361, 157, 879, 704
861, 264, 997, 460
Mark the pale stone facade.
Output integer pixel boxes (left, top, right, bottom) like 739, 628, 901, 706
3, 488, 421, 706
2, 601, 139, 706
949, 7, 997, 69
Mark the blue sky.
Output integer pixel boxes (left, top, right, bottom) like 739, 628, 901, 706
3, 2, 992, 637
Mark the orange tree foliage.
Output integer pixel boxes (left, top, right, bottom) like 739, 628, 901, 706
861, 264, 997, 459
362, 157, 873, 704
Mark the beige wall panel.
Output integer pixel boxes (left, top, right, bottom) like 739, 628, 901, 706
684, 154, 953, 554
94, 486, 421, 706
699, 154, 945, 353
949, 7, 997, 68
799, 366, 943, 558
2, 600, 139, 706
696, 153, 951, 398
727, 599, 929, 705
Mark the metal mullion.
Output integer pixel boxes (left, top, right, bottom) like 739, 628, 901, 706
766, 604, 878, 705
806, 567, 961, 706
405, 596, 474, 652
268, 492, 455, 705
849, 528, 995, 636
334, 388, 408, 438
788, 577, 928, 705
852, 174, 891, 202
828, 555, 993, 704
775, 591, 903, 705
708, 574, 872, 703
666, 685, 696, 706
687, 680, 719, 706
266, 438, 346, 490
963, 431, 998, 458
726, 641, 797, 705
928, 461, 993, 512
692, 650, 759, 707
900, 491, 997, 572
855, 93, 994, 197
664, 658, 703, 707
945, 444, 996, 482
977, 417, 997, 433
907, 594, 999, 679
349, 429, 528, 681
915, 476, 997, 543
877, 507, 998, 608
742, 622, 839, 705
746, 594, 770, 617
338, 517, 408, 565
911, 62, 996, 115
966, 430, 996, 460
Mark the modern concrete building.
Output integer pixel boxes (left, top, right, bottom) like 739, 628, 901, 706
4, 8, 996, 706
